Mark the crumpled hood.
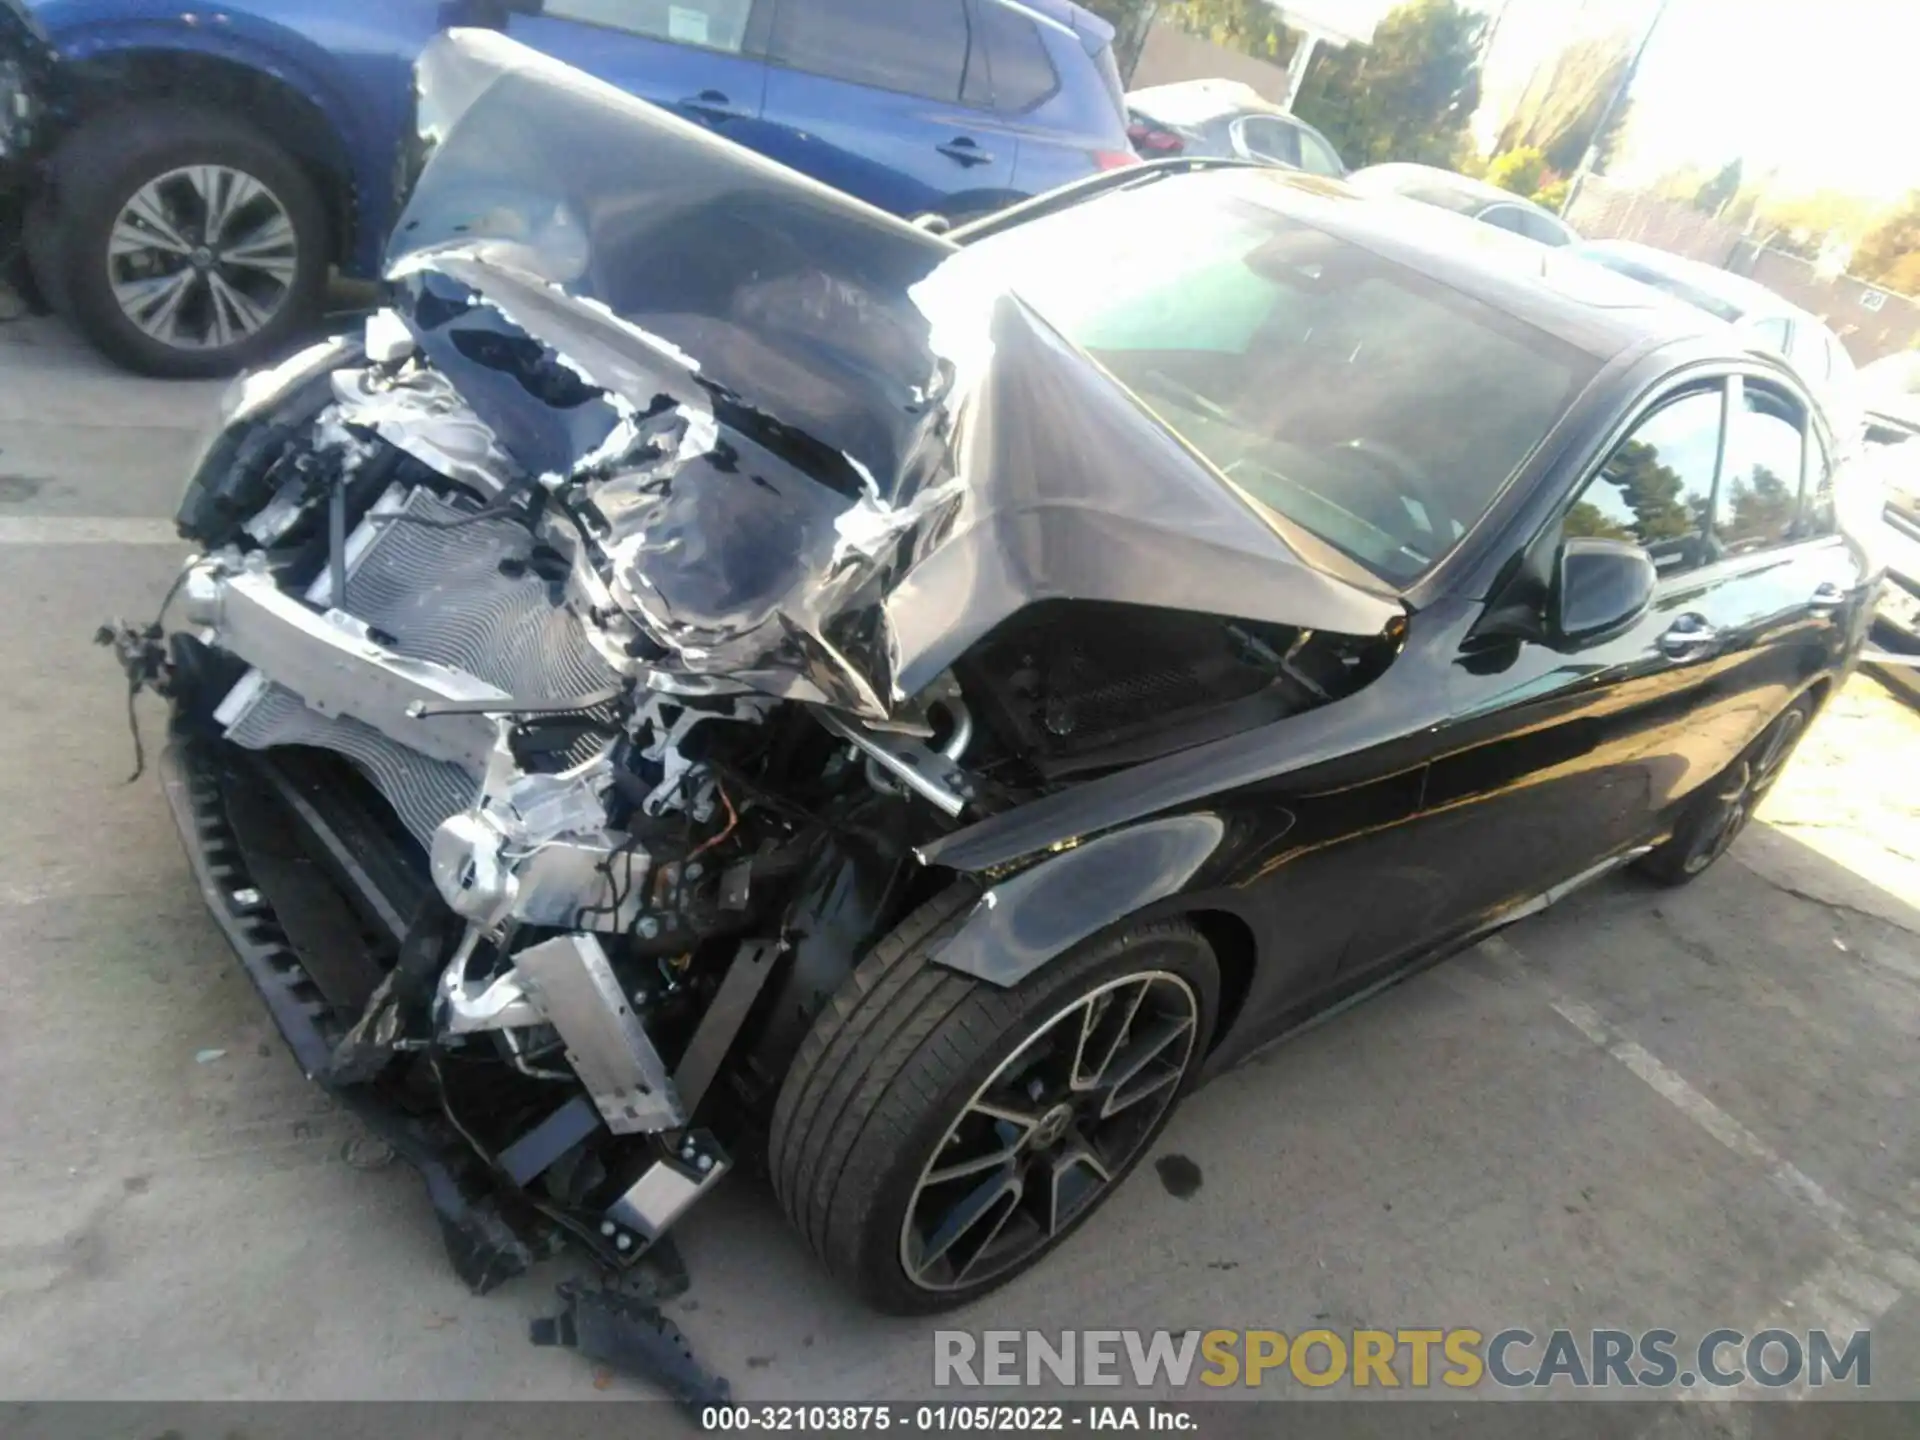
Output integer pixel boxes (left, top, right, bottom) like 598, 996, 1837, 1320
383, 30, 1401, 720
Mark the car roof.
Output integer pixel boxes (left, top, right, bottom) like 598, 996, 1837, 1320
1126, 78, 1290, 127
1570, 239, 1803, 324
1168, 167, 1722, 363
1347, 162, 1565, 219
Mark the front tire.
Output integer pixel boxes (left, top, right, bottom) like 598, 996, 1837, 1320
30, 105, 330, 378
769, 887, 1218, 1315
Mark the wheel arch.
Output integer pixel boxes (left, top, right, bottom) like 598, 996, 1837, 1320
927, 811, 1264, 1054
1183, 907, 1259, 1055
51, 40, 361, 266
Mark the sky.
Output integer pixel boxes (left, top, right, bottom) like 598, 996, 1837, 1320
1473, 0, 1920, 200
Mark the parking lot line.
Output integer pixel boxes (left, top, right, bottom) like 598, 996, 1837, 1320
1481, 930, 1917, 1396
1482, 929, 1920, 1405
0, 518, 181, 545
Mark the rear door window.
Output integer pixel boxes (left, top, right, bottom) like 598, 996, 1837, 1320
1477, 204, 1533, 237
767, 0, 971, 101
1715, 384, 1806, 554
1235, 117, 1303, 168
1801, 426, 1837, 538
978, 0, 1057, 113
1565, 388, 1725, 575
1513, 208, 1572, 246
1748, 315, 1792, 354
1297, 129, 1343, 177
1785, 322, 1830, 381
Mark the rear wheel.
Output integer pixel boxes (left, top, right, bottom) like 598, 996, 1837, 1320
1636, 693, 1816, 885
768, 887, 1217, 1314
30, 105, 329, 378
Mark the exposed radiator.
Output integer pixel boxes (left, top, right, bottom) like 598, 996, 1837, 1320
222, 674, 477, 844
320, 488, 615, 700
219, 484, 621, 845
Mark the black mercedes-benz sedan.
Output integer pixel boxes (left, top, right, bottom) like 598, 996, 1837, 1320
119, 31, 1876, 1329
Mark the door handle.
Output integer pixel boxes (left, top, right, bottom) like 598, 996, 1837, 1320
1658, 613, 1719, 660
1808, 581, 1847, 611
937, 138, 994, 166
680, 90, 735, 119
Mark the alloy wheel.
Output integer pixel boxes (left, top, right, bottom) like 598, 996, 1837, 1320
1682, 705, 1809, 875
105, 165, 298, 350
899, 970, 1200, 1293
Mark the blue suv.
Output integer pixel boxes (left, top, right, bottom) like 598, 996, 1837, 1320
13, 0, 1132, 377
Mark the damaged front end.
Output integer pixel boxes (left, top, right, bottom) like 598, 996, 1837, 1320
120, 29, 1403, 1327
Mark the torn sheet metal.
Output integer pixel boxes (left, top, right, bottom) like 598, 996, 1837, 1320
330, 360, 520, 500
384, 30, 1403, 721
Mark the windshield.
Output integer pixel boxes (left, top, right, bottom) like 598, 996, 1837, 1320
963, 178, 1597, 585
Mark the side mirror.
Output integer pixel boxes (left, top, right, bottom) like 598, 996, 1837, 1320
1553, 537, 1655, 647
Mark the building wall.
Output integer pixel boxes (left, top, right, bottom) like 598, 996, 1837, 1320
1128, 21, 1292, 103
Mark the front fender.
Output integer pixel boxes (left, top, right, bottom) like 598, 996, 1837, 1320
930, 813, 1231, 987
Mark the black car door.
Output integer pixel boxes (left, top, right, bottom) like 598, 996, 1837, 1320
1359, 368, 1863, 964
1681, 372, 1865, 759
1359, 379, 1743, 958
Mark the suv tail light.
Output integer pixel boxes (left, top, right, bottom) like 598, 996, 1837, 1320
1125, 122, 1185, 157
1094, 148, 1142, 171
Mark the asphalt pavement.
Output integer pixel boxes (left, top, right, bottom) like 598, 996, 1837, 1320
1, 308, 1917, 1414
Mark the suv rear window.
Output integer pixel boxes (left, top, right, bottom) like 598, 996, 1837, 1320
1087, 39, 1125, 117
767, 0, 972, 102
979, 1, 1058, 112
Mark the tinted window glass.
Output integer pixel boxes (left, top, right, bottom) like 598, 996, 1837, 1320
1581, 251, 1748, 323
1395, 182, 1486, 216
961, 178, 1598, 585
1565, 390, 1722, 575
1749, 315, 1792, 352
1717, 387, 1805, 553
1787, 323, 1830, 380
1088, 41, 1125, 117
545, 0, 753, 50
1237, 117, 1301, 167
1477, 204, 1531, 236
1821, 327, 1855, 386
1297, 129, 1343, 177
979, 1, 1057, 112
769, 0, 970, 101
1802, 429, 1836, 537
1514, 208, 1572, 245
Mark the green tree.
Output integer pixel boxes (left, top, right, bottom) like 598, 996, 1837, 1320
1693, 158, 1744, 216
1722, 465, 1796, 550
1565, 440, 1697, 546
1563, 500, 1632, 543
1081, 0, 1167, 72
1650, 164, 1711, 204
1856, 191, 1920, 294
1292, 0, 1487, 168
1486, 146, 1548, 197
1592, 93, 1633, 172
1495, 32, 1634, 174
1161, 0, 1296, 62
1532, 176, 1571, 213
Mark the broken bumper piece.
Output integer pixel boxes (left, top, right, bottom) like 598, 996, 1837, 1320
157, 728, 541, 1292
155, 722, 731, 1294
